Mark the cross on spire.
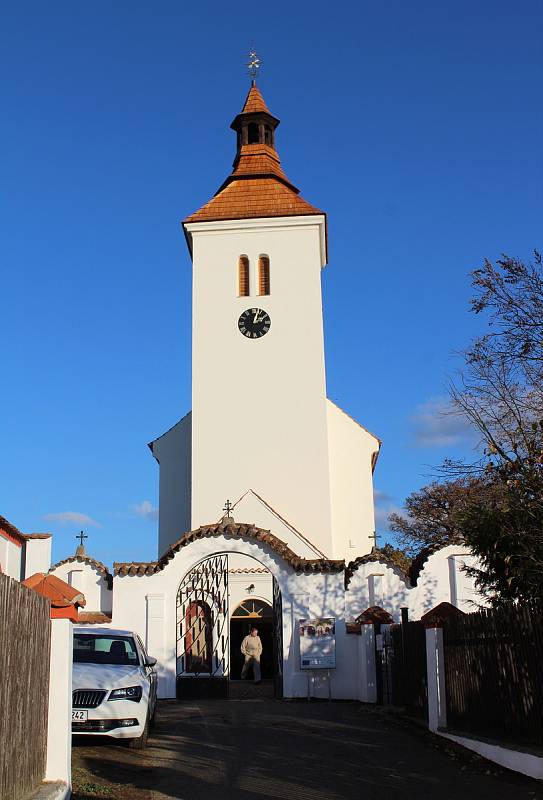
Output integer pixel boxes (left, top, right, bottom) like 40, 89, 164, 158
247, 48, 262, 83
77, 531, 88, 547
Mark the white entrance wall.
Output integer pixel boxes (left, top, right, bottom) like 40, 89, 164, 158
108, 534, 359, 701
345, 557, 409, 623
52, 537, 489, 702
408, 544, 488, 619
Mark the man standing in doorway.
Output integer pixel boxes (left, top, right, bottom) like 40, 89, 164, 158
241, 627, 262, 683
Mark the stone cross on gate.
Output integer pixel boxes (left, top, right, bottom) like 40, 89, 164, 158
77, 531, 88, 547
75, 530, 88, 557
222, 499, 234, 518
368, 530, 381, 550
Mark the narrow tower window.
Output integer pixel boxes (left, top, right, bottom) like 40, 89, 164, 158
247, 122, 259, 144
238, 256, 250, 296
258, 255, 270, 296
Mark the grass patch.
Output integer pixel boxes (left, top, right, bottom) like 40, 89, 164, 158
72, 766, 116, 799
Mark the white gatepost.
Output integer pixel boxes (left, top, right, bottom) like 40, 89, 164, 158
359, 623, 377, 703
425, 625, 447, 733
146, 594, 166, 695
45, 618, 73, 786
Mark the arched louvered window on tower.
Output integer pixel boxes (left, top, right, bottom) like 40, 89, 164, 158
258, 255, 270, 296
238, 256, 250, 296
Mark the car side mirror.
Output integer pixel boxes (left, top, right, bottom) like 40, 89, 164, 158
145, 656, 157, 667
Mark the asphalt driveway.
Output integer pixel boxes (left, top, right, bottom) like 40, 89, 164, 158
73, 690, 542, 800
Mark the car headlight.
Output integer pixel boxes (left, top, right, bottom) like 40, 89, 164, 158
108, 686, 142, 702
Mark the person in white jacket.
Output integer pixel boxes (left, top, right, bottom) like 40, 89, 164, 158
240, 627, 262, 683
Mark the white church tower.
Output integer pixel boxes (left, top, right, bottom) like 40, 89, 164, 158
150, 79, 380, 561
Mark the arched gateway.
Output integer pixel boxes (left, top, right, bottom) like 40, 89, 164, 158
112, 520, 345, 700
175, 552, 283, 699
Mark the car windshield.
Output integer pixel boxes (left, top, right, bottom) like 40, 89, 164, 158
74, 634, 139, 665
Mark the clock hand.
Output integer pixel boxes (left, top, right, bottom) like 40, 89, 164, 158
253, 311, 260, 324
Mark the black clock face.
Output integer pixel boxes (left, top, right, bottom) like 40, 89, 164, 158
238, 308, 271, 339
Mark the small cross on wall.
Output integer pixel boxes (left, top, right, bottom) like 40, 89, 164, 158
368, 531, 381, 550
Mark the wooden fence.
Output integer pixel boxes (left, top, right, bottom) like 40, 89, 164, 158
0, 573, 52, 799
443, 601, 543, 747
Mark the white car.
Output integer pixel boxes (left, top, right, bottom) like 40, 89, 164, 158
72, 627, 158, 748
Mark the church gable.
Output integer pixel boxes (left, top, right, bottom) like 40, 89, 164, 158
229, 490, 326, 559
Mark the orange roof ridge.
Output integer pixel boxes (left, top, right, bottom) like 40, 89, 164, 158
241, 83, 270, 114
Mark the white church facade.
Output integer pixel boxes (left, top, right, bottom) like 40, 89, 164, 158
49, 79, 485, 701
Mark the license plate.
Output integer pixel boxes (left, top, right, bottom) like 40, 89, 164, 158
72, 709, 88, 721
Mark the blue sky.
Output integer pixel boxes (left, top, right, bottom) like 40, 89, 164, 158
1, 1, 541, 565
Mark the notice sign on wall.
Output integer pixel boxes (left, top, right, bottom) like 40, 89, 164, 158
299, 618, 336, 669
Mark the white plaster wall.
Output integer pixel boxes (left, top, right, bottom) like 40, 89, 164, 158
409, 544, 488, 619
107, 534, 358, 700
24, 537, 52, 577
228, 569, 272, 613
45, 618, 73, 786
50, 560, 112, 614
326, 400, 379, 560
186, 216, 335, 558
152, 413, 192, 557
345, 559, 410, 622
0, 536, 22, 580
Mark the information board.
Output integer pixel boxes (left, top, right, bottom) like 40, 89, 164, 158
299, 618, 336, 669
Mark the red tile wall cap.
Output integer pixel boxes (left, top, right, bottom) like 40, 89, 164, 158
346, 622, 362, 635
0, 514, 52, 547
51, 605, 80, 623
23, 572, 86, 609
355, 606, 394, 625
0, 515, 27, 547
78, 612, 113, 624
114, 521, 344, 576
421, 601, 465, 628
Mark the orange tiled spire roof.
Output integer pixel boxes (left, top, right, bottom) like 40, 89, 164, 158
241, 83, 270, 114
184, 82, 323, 223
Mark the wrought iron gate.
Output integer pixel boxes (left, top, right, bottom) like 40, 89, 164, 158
272, 576, 283, 698
176, 554, 229, 699
375, 623, 394, 704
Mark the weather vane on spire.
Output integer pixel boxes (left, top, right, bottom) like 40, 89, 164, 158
247, 48, 262, 83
